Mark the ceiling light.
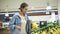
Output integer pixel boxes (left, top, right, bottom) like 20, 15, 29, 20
5, 13, 9, 17
46, 6, 52, 10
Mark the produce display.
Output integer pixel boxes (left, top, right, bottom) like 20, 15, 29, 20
3, 23, 9, 28
0, 22, 9, 28
31, 21, 59, 34
32, 22, 39, 32
0, 22, 3, 28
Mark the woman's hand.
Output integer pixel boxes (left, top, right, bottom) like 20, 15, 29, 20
6, 27, 10, 31
15, 25, 21, 31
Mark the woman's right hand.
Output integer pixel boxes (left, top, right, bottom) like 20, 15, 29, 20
15, 25, 21, 31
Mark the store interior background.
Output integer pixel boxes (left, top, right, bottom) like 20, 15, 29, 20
0, 0, 58, 21
0, 0, 60, 34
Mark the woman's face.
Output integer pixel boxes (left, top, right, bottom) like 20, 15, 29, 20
21, 7, 28, 13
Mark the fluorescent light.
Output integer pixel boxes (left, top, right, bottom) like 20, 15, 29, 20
46, 6, 52, 10
5, 13, 9, 17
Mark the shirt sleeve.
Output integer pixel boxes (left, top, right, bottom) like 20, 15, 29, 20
9, 16, 16, 30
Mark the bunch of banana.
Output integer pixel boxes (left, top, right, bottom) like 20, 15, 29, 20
31, 31, 39, 34
32, 23, 38, 32
57, 27, 60, 34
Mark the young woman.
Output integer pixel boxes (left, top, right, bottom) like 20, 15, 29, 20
9, 2, 30, 34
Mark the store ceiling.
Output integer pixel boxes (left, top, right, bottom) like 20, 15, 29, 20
0, 0, 58, 11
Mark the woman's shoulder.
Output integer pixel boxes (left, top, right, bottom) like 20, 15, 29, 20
13, 14, 20, 19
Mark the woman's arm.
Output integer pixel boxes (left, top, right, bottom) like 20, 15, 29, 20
9, 15, 21, 31
9, 16, 16, 31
